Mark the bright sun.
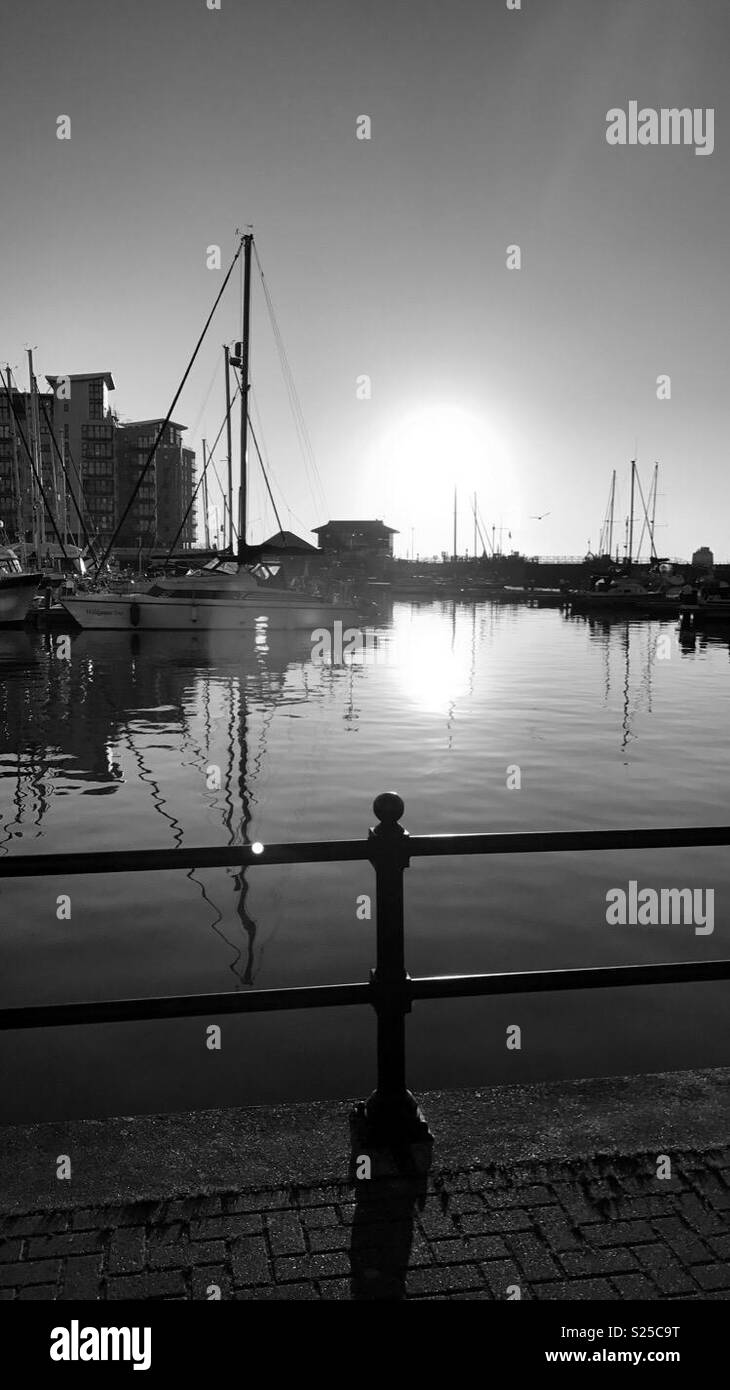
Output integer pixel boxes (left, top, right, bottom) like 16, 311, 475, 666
372, 403, 516, 557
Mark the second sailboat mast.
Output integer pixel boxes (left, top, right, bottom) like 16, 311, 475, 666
238, 232, 253, 556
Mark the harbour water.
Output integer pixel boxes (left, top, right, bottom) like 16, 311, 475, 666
1, 599, 727, 1124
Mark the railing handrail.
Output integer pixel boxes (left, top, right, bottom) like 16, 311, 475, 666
1, 822, 730, 878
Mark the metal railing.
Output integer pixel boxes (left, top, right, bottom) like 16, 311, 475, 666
1, 792, 729, 1147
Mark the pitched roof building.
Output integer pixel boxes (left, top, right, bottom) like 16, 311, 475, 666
311, 519, 398, 557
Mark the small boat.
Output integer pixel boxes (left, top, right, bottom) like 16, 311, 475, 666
679, 582, 730, 625
568, 575, 683, 615
0, 546, 42, 626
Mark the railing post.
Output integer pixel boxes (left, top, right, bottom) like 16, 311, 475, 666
350, 792, 433, 1164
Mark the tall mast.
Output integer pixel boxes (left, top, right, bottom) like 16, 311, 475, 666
59, 431, 68, 545
224, 344, 233, 550
650, 462, 658, 559
608, 468, 616, 558
453, 487, 457, 561
202, 439, 210, 548
238, 232, 253, 557
473, 492, 477, 559
627, 459, 635, 568
7, 369, 25, 563
26, 349, 45, 560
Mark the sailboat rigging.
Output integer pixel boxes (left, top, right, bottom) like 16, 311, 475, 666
61, 232, 363, 631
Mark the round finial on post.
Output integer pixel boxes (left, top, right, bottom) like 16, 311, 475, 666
373, 791, 405, 827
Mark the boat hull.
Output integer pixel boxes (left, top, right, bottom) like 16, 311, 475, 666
679, 602, 730, 624
0, 574, 42, 625
61, 593, 363, 631
569, 591, 681, 616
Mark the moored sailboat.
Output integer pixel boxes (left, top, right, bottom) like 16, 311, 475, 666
61, 233, 363, 633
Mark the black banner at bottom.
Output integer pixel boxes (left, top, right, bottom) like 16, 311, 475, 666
2, 1299, 723, 1378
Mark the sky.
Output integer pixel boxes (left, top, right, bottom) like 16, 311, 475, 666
1, 0, 728, 560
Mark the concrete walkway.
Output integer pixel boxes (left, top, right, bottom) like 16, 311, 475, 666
1, 1069, 728, 1300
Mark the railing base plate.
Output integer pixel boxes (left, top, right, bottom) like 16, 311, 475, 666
349, 1095, 434, 1176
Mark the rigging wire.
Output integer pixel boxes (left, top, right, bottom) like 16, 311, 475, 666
165, 380, 242, 559
250, 386, 291, 530
95, 231, 247, 575
249, 415, 283, 534
35, 394, 99, 562
252, 243, 328, 521
0, 369, 68, 558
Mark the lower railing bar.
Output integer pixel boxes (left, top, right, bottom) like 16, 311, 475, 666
0, 981, 372, 1030
2, 959, 728, 1032
410, 958, 730, 999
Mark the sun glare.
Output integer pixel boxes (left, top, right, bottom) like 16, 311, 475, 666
373, 404, 516, 556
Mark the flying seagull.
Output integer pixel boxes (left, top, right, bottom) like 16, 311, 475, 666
531, 512, 551, 520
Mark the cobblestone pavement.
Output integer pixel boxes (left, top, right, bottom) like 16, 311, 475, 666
0, 1146, 728, 1300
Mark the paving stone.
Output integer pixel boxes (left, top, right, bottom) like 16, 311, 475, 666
533, 1212, 584, 1251
266, 1213, 306, 1256
406, 1264, 482, 1296
447, 1193, 485, 1215
7, 1212, 69, 1236
306, 1226, 351, 1253
0, 1259, 60, 1288
479, 1259, 523, 1299
610, 1273, 657, 1300
190, 1267, 233, 1300
650, 1217, 712, 1265
0, 1241, 22, 1263
295, 1186, 347, 1208
318, 1279, 353, 1300
559, 1247, 638, 1277
301, 1206, 340, 1229
417, 1209, 459, 1239
474, 1208, 534, 1235
505, 1233, 562, 1280
146, 1239, 190, 1270
106, 1271, 188, 1300
235, 1283, 319, 1300
430, 1238, 474, 1264
675, 1192, 727, 1235
230, 1236, 270, 1287
191, 1214, 261, 1240
275, 1251, 350, 1282
107, 1228, 146, 1274
534, 1278, 615, 1300
188, 1240, 227, 1266
463, 1235, 509, 1261
72, 1207, 118, 1232
59, 1255, 103, 1300
583, 1220, 655, 1247
228, 1190, 290, 1214
27, 1231, 103, 1259
692, 1263, 730, 1291
650, 1263, 697, 1296
488, 1185, 553, 1209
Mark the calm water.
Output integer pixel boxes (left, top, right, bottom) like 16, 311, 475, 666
1, 601, 728, 1123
